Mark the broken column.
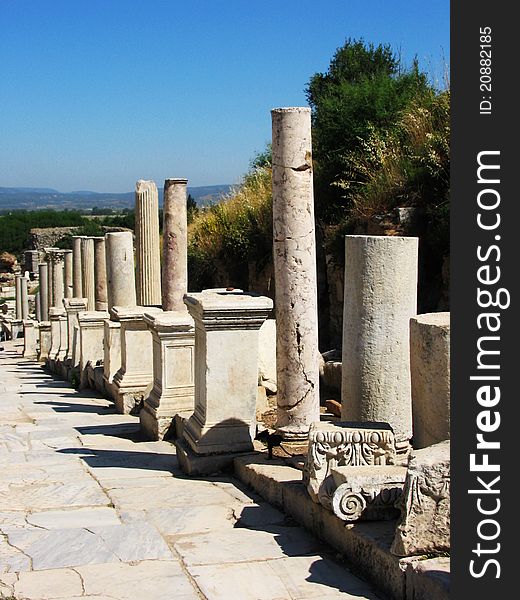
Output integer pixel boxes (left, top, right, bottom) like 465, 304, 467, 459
64, 250, 73, 299
135, 179, 161, 306
140, 178, 195, 440
81, 237, 96, 310
93, 237, 108, 311
103, 231, 137, 397
38, 263, 49, 321
341, 235, 419, 451
72, 236, 83, 297
162, 178, 188, 311
271, 107, 320, 440
410, 312, 451, 449
176, 291, 273, 475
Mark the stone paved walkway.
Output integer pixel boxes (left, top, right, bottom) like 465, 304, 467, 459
0, 340, 380, 600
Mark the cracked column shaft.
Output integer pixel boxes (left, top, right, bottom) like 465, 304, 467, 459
162, 178, 188, 311
271, 107, 320, 440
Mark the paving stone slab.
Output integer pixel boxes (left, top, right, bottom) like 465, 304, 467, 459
26, 507, 121, 530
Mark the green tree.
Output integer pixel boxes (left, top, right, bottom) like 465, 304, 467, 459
187, 194, 198, 224
306, 38, 430, 222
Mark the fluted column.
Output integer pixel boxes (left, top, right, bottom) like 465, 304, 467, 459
93, 237, 108, 311
81, 237, 96, 310
135, 179, 161, 306
271, 107, 320, 440
162, 178, 188, 311
38, 263, 49, 321
72, 236, 84, 297
106, 231, 137, 309
64, 250, 73, 299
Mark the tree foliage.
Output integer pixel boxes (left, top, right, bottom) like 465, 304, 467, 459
306, 38, 431, 222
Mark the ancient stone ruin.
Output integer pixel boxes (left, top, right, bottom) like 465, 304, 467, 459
0, 106, 451, 600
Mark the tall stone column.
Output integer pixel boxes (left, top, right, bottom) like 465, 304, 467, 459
271, 107, 320, 440
51, 251, 65, 308
46, 252, 54, 311
72, 236, 84, 297
38, 263, 49, 321
15, 275, 22, 319
341, 235, 419, 450
106, 231, 137, 309
135, 179, 161, 306
81, 237, 96, 310
64, 250, 73, 299
93, 237, 108, 311
35, 292, 42, 322
20, 277, 29, 320
162, 178, 188, 311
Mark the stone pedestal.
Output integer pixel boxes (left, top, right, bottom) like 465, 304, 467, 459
140, 310, 195, 440
341, 235, 419, 450
162, 178, 188, 311
72, 236, 84, 297
24, 250, 40, 276
78, 310, 110, 389
410, 312, 451, 449
37, 321, 51, 361
38, 263, 49, 322
48, 307, 67, 368
64, 298, 88, 366
93, 237, 108, 311
111, 306, 161, 414
271, 107, 320, 440
177, 291, 272, 475
103, 320, 121, 400
106, 232, 137, 308
22, 320, 38, 359
135, 180, 161, 306
81, 237, 96, 310
64, 250, 73, 299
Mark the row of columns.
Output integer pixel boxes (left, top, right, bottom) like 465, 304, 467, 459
17, 106, 422, 478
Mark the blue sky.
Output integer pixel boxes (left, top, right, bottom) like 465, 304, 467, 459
0, 0, 449, 192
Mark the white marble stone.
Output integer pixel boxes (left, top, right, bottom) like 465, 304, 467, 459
78, 310, 109, 388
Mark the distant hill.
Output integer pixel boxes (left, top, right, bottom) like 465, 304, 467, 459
0, 185, 232, 211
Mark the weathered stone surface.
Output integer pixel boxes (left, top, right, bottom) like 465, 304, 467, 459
303, 421, 396, 508
37, 321, 51, 361
410, 312, 450, 449
111, 305, 161, 413
271, 107, 320, 440
258, 317, 276, 392
23, 319, 38, 359
103, 319, 121, 398
341, 235, 419, 449
140, 310, 195, 440
64, 249, 73, 299
331, 465, 407, 521
180, 291, 273, 464
391, 440, 450, 556
72, 235, 84, 297
63, 297, 88, 365
78, 310, 109, 388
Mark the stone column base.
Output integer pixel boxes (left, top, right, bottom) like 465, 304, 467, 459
175, 437, 254, 477
140, 404, 191, 441
22, 320, 38, 359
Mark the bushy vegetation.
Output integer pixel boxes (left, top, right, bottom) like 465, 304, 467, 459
188, 166, 272, 289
